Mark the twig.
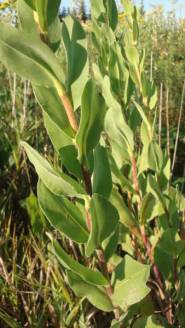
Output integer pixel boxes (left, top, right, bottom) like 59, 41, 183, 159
158, 82, 163, 148
165, 87, 170, 157
171, 79, 185, 175
150, 51, 153, 82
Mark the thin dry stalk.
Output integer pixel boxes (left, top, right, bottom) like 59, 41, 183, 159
150, 51, 153, 81
171, 79, 185, 175
158, 83, 163, 147
22, 80, 30, 130
165, 87, 170, 157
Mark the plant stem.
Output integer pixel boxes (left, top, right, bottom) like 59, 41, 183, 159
60, 94, 78, 132
158, 82, 163, 148
171, 79, 185, 175
81, 165, 92, 195
165, 87, 170, 157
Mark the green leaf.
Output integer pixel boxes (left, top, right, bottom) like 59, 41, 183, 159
125, 46, 139, 67
52, 240, 108, 286
43, 112, 72, 150
18, 0, 61, 52
76, 79, 106, 160
47, 17, 61, 52
37, 181, 88, 243
133, 101, 152, 140
121, 0, 134, 16
110, 188, 139, 233
154, 229, 182, 280
24, 0, 35, 10
139, 193, 164, 224
106, 0, 118, 31
112, 256, 150, 310
26, 0, 61, 32
147, 175, 167, 213
148, 142, 163, 172
103, 76, 134, 167
0, 22, 64, 89
109, 154, 135, 193
86, 193, 119, 256
103, 225, 119, 261
17, 0, 38, 36
35, 1, 48, 33
92, 144, 112, 198
62, 16, 89, 110
91, 0, 105, 19
67, 271, 113, 312
133, 315, 165, 328
59, 146, 83, 179
34, 85, 73, 137
45, 0, 61, 25
21, 191, 45, 235
43, 113, 82, 179
21, 141, 85, 198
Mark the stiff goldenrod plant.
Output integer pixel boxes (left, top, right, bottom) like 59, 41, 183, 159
0, 0, 185, 326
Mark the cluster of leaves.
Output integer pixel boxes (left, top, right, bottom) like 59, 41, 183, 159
0, 0, 185, 327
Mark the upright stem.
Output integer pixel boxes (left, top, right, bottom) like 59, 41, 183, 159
165, 87, 170, 158
150, 51, 153, 82
171, 80, 185, 175
60, 94, 78, 132
159, 83, 163, 148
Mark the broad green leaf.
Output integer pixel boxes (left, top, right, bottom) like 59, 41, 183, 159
154, 229, 183, 280
67, 271, 113, 312
103, 76, 134, 167
21, 141, 85, 198
86, 193, 119, 256
103, 225, 119, 261
110, 188, 139, 233
46, 0, 61, 25
24, 0, 35, 10
43, 112, 72, 150
18, 0, 61, 52
18, 0, 38, 36
43, 113, 82, 179
47, 17, 61, 52
91, 0, 105, 19
92, 144, 112, 198
76, 79, 106, 160
37, 181, 88, 243
148, 142, 163, 172
149, 85, 158, 110
112, 256, 150, 310
139, 193, 164, 224
147, 175, 167, 213
21, 191, 45, 235
133, 315, 165, 328
133, 101, 152, 140
52, 240, 108, 286
34, 85, 73, 137
121, 0, 134, 16
106, 0, 118, 31
62, 16, 89, 110
125, 46, 139, 67
35, 1, 48, 33
0, 22, 64, 89
109, 154, 135, 193
59, 146, 83, 179
25, 0, 61, 29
